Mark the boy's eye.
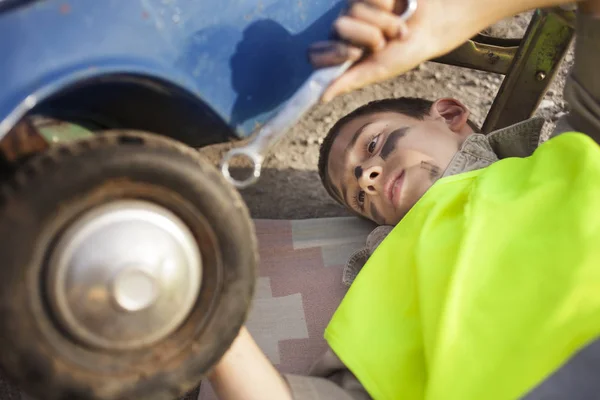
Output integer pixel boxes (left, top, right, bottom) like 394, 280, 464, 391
358, 190, 366, 204
367, 136, 379, 153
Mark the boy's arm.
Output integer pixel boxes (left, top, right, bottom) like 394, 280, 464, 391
209, 327, 365, 400
319, 0, 583, 102
208, 327, 292, 400
559, 1, 600, 143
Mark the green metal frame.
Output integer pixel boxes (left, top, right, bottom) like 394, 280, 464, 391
432, 7, 575, 133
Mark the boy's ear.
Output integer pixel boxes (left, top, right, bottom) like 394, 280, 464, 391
430, 98, 471, 133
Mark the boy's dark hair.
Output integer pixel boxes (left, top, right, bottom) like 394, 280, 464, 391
318, 97, 436, 203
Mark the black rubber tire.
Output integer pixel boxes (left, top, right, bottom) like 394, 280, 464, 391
0, 131, 257, 400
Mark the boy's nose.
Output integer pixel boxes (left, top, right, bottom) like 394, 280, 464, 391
358, 165, 383, 195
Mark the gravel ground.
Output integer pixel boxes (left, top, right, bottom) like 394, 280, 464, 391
200, 12, 575, 219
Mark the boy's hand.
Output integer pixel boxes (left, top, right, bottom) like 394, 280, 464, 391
311, 0, 578, 103
307, 0, 411, 71
310, 0, 482, 103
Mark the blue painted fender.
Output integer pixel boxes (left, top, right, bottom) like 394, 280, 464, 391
0, 0, 343, 143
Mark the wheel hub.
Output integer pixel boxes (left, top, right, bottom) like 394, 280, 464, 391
46, 200, 202, 350
112, 267, 160, 312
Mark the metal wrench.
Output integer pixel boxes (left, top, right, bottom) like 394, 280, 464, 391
221, 0, 418, 189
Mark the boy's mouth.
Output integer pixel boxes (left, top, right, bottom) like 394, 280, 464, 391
385, 170, 405, 207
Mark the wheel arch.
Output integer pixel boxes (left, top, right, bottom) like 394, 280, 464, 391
2, 66, 236, 148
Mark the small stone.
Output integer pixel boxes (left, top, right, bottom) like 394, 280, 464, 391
539, 99, 555, 109
433, 72, 442, 80
565, 53, 574, 63
535, 71, 547, 81
324, 116, 333, 124
554, 111, 568, 119
546, 89, 555, 97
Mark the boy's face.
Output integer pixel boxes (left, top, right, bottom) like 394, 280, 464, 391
325, 99, 473, 225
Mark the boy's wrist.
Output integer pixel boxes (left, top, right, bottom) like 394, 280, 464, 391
209, 326, 251, 380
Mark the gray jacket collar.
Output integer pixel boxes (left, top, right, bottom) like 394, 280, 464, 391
342, 117, 548, 286
442, 117, 546, 178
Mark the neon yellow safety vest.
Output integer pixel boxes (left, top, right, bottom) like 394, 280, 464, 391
325, 132, 600, 400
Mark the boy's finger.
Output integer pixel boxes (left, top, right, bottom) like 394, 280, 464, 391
348, 2, 407, 39
334, 16, 386, 52
308, 41, 364, 68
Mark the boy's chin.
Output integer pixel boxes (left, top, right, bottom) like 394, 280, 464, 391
386, 211, 405, 226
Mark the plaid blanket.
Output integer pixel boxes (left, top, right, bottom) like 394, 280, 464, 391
1, 217, 374, 400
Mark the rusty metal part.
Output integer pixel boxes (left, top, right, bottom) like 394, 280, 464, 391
0, 117, 94, 166
0, 119, 49, 163
482, 8, 575, 133
433, 38, 519, 75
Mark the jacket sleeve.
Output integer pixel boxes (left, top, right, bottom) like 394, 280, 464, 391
284, 348, 371, 400
557, 10, 600, 142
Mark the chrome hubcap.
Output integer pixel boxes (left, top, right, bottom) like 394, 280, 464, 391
46, 200, 202, 350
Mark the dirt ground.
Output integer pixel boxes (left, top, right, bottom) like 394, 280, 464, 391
200, 13, 574, 220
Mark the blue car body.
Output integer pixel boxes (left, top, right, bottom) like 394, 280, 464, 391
0, 0, 343, 146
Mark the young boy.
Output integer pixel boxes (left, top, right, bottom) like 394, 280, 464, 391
318, 96, 550, 283
319, 96, 538, 226
209, 0, 600, 398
